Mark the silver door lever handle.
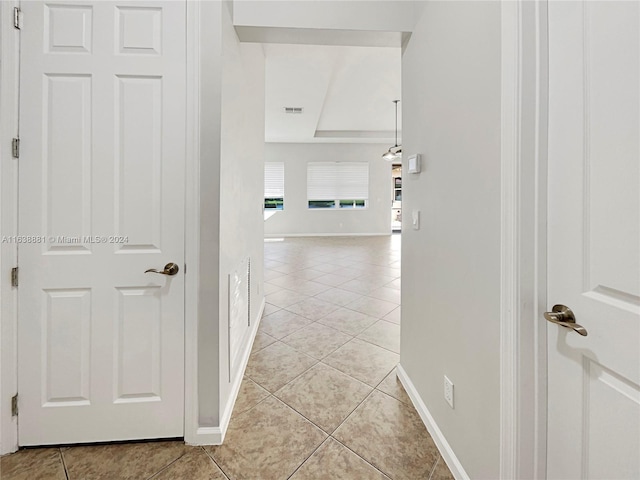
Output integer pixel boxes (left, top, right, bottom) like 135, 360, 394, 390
544, 305, 588, 336
145, 262, 179, 276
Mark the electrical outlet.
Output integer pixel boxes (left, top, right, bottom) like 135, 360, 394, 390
444, 375, 454, 408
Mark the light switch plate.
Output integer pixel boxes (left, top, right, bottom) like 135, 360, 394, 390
408, 154, 421, 174
412, 209, 420, 230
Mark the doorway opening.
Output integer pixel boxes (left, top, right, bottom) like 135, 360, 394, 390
251, 38, 411, 477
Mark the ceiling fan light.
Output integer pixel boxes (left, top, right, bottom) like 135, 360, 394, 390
383, 147, 401, 162
382, 99, 401, 161
382, 149, 397, 160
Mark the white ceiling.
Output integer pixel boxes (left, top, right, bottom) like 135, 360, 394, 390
264, 44, 401, 143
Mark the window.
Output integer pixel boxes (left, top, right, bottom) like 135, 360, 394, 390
307, 162, 369, 209
264, 162, 284, 210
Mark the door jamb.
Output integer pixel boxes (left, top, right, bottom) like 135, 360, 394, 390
500, 1, 548, 478
183, 0, 201, 445
0, 0, 20, 456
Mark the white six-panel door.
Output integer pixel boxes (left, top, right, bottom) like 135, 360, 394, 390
17, 1, 186, 445
547, 1, 640, 478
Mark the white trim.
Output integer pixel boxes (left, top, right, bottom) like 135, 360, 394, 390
193, 426, 223, 445
186, 298, 265, 446
532, 4, 549, 478
264, 232, 391, 238
0, 0, 20, 456
500, 1, 548, 478
219, 298, 265, 442
183, 0, 201, 446
396, 364, 469, 480
499, 1, 521, 477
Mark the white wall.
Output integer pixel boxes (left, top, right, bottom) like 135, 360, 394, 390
195, 0, 223, 429
400, 2, 502, 479
217, 1, 266, 429
194, 1, 265, 435
264, 143, 392, 237
234, 1, 415, 33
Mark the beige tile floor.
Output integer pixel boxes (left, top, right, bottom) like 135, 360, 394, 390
0, 236, 453, 480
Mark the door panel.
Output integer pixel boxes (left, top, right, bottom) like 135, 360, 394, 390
18, 1, 186, 445
115, 75, 163, 251
547, 1, 640, 478
44, 74, 93, 252
43, 288, 92, 406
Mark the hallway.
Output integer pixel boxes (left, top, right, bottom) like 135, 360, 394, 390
1, 236, 453, 479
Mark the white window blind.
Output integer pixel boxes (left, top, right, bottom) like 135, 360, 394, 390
307, 162, 369, 200
264, 162, 284, 198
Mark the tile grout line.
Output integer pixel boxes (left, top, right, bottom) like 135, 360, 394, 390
328, 436, 393, 480
264, 303, 399, 350
201, 446, 231, 480
268, 276, 399, 309
352, 331, 401, 355
324, 385, 396, 479
59, 447, 70, 480
231, 391, 275, 419
145, 450, 190, 479
356, 387, 441, 477
284, 434, 332, 480
271, 368, 369, 438
258, 239, 405, 477
265, 307, 399, 349
252, 334, 393, 400
265, 274, 401, 313
319, 365, 405, 478
427, 455, 441, 480
326, 364, 396, 433
247, 335, 398, 447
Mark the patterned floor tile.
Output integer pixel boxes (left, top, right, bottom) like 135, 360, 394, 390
207, 397, 326, 479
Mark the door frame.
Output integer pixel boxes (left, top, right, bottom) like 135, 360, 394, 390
499, 0, 549, 478
0, 0, 20, 456
0, 0, 206, 453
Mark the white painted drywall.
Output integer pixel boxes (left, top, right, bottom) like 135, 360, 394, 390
400, 2, 502, 479
196, 0, 223, 428
264, 143, 392, 237
217, 2, 266, 427
263, 44, 401, 143
194, 1, 265, 431
233, 0, 415, 33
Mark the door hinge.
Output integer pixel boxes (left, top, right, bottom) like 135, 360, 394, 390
184, 263, 187, 274
13, 7, 22, 30
11, 267, 18, 287
12, 137, 19, 158
11, 394, 18, 416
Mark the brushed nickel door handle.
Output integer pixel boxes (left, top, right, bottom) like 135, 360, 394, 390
544, 304, 588, 336
145, 262, 180, 276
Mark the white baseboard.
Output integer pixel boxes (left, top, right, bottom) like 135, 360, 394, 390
396, 364, 470, 480
192, 426, 223, 445
188, 297, 265, 446
264, 232, 391, 238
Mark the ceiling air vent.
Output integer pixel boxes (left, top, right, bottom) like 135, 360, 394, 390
284, 107, 304, 114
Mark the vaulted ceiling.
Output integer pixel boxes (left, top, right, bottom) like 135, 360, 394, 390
264, 44, 402, 143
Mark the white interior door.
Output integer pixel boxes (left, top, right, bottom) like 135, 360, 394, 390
547, 1, 640, 478
17, 0, 186, 445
